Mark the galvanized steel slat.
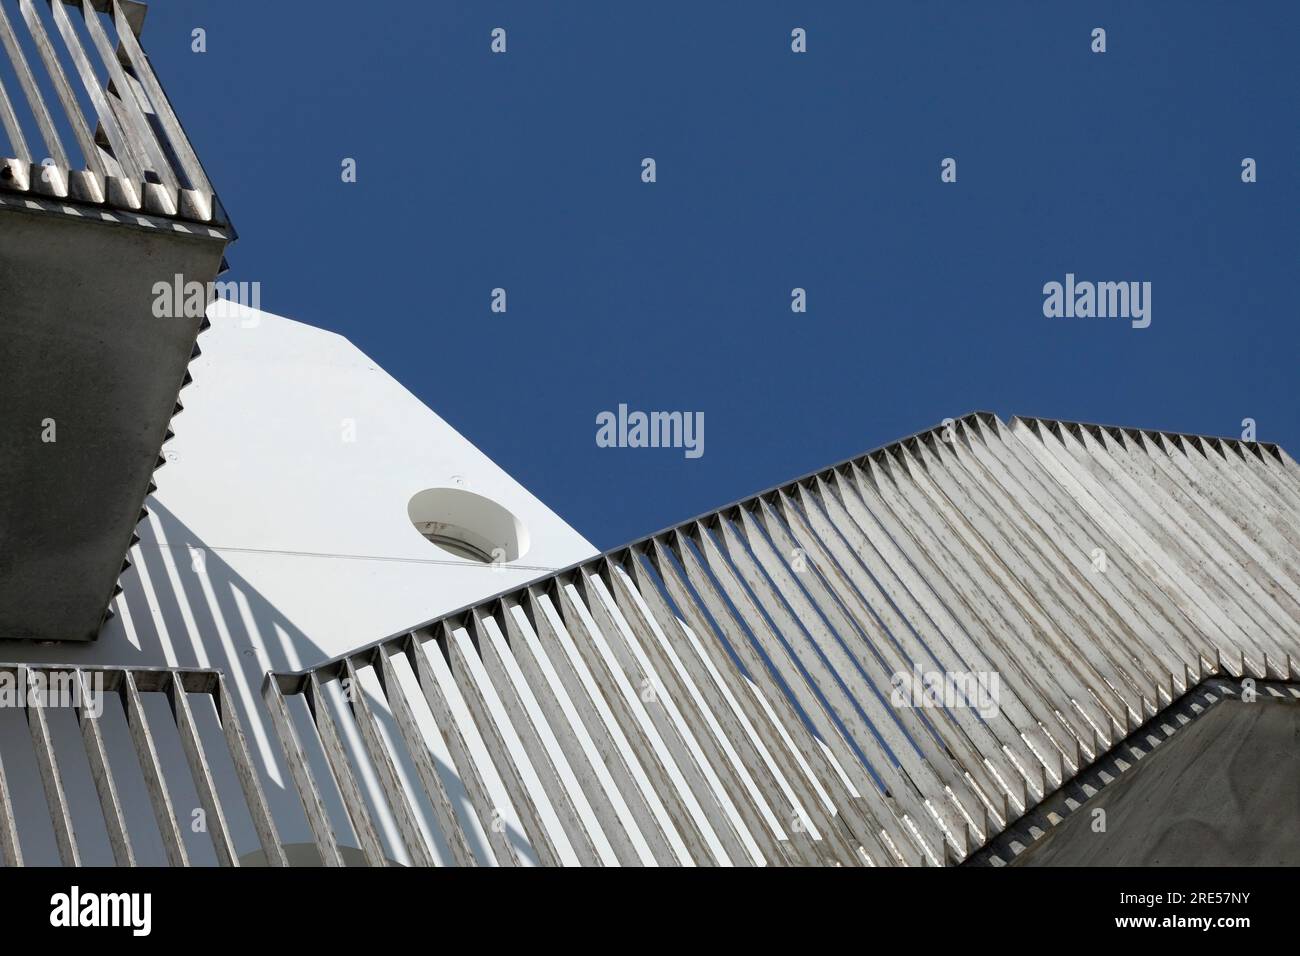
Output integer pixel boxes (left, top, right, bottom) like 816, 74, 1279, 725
24, 667, 80, 866
0, 1, 68, 168
120, 669, 188, 866
73, 669, 134, 866
264, 675, 346, 867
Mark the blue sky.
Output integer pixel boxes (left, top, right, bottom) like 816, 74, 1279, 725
148, 1, 1298, 549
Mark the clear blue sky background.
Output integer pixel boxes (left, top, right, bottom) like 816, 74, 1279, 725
147, 1, 1297, 549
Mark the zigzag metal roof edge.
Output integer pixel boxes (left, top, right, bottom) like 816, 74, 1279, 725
270, 411, 1295, 686
102, 301, 214, 634
1011, 413, 1284, 462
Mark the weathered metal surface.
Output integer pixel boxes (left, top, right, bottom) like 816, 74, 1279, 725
72, 669, 135, 866
260, 414, 1300, 866
0, 663, 284, 866
0, 0, 223, 223
0, 743, 21, 865
23, 667, 81, 866
264, 678, 344, 867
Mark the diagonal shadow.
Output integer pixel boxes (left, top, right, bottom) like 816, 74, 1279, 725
111, 497, 525, 865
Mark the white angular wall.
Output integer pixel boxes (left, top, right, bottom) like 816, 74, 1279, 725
0, 301, 596, 864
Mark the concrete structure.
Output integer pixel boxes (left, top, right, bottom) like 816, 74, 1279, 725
0, 0, 233, 641
995, 683, 1300, 866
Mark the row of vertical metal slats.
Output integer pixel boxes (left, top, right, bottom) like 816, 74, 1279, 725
0, 0, 218, 221
263, 413, 1300, 866
0, 665, 286, 866
5, 415, 1292, 866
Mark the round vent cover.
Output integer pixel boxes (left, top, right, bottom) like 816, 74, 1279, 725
407, 487, 529, 564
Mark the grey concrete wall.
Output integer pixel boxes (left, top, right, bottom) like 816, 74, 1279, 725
0, 207, 226, 641
1016, 696, 1300, 866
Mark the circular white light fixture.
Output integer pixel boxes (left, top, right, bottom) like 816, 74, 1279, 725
407, 487, 529, 564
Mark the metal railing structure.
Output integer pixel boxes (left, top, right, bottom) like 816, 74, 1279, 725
0, 0, 222, 223
0, 664, 284, 866
1, 415, 1296, 865
259, 414, 1300, 866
